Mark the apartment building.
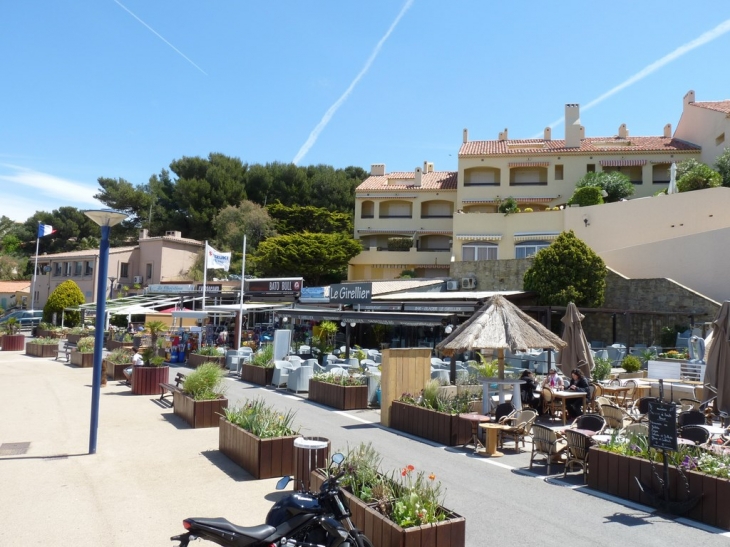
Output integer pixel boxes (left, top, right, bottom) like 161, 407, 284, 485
32, 230, 203, 307
349, 90, 729, 284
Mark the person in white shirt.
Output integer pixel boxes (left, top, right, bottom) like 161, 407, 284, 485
542, 368, 563, 389
123, 347, 144, 384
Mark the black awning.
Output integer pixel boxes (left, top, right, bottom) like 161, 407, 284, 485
279, 307, 454, 326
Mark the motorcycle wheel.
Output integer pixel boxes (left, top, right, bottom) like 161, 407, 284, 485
353, 531, 374, 547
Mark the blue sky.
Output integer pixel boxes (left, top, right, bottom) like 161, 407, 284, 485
1, 1, 730, 222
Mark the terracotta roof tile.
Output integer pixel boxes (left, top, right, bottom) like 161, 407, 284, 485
356, 171, 457, 191
692, 100, 730, 115
0, 281, 31, 293
459, 136, 700, 157
33, 246, 138, 261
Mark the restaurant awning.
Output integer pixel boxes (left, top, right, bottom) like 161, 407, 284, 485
279, 307, 455, 327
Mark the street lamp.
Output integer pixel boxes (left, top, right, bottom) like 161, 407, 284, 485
108, 277, 117, 299
84, 209, 128, 454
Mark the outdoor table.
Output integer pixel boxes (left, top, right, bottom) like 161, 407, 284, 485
592, 434, 613, 444
552, 391, 587, 425
459, 413, 491, 453
633, 384, 652, 399
572, 428, 598, 437
480, 378, 525, 414
602, 385, 632, 407
478, 423, 510, 458
698, 424, 727, 438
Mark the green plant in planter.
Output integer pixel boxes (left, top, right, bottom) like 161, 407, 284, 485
182, 362, 226, 400
621, 355, 642, 373
35, 337, 61, 345
144, 320, 167, 348
106, 348, 133, 365
498, 196, 519, 215
313, 372, 366, 386
312, 320, 338, 357
353, 346, 367, 363
251, 344, 274, 368
141, 346, 165, 367
222, 397, 298, 438
76, 336, 95, 353
474, 353, 499, 378
194, 345, 222, 357
339, 442, 392, 502
592, 356, 612, 380
2, 317, 20, 335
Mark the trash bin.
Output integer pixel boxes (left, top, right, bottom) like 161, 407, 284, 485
293, 437, 330, 491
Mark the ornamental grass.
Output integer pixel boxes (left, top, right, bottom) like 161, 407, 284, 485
222, 397, 298, 438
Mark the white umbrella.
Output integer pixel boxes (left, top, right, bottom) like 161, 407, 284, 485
667, 162, 678, 195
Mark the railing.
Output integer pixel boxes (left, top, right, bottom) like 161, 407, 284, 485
417, 248, 450, 252
509, 181, 548, 185
361, 214, 374, 219
420, 214, 453, 218
378, 215, 412, 218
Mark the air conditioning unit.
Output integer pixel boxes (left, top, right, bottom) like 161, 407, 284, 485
133, 276, 143, 284
446, 280, 459, 291
461, 277, 477, 290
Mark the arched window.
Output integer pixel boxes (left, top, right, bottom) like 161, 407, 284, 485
462, 242, 498, 261
515, 240, 550, 259
361, 200, 374, 218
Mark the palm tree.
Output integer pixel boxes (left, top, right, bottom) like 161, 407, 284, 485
144, 320, 167, 349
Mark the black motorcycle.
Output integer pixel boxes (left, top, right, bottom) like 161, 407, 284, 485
171, 453, 373, 547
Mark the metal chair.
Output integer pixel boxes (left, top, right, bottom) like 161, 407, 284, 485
563, 429, 592, 482
498, 409, 538, 452
679, 425, 710, 445
530, 424, 568, 475
677, 410, 705, 428
571, 414, 606, 433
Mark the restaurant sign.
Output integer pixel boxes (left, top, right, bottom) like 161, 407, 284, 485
329, 282, 373, 304
245, 277, 303, 295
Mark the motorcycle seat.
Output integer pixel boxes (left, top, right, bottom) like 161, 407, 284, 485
187, 518, 276, 540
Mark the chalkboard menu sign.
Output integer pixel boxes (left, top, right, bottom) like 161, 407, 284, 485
648, 401, 678, 451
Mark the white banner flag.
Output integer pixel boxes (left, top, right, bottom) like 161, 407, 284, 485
206, 246, 231, 271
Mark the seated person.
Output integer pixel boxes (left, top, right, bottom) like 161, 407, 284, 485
519, 369, 542, 412
123, 347, 144, 384
566, 367, 590, 418
542, 368, 563, 390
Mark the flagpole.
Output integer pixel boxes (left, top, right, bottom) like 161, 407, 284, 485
30, 223, 41, 311
202, 240, 208, 310
237, 235, 247, 349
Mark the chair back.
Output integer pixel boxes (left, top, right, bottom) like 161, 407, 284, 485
531, 424, 559, 453
635, 397, 658, 415
624, 379, 637, 399
623, 423, 649, 436
677, 410, 705, 427
679, 398, 701, 412
608, 378, 620, 386
517, 409, 538, 434
574, 414, 606, 433
679, 425, 709, 445
591, 383, 604, 398
494, 402, 515, 422
595, 396, 614, 408
541, 387, 554, 402
600, 404, 625, 430
564, 429, 591, 460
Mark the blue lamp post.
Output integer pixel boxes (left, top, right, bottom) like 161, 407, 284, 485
84, 209, 128, 454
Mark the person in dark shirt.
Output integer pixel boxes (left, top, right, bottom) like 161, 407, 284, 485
566, 368, 590, 418
519, 369, 541, 413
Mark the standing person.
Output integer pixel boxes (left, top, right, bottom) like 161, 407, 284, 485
566, 368, 590, 419
123, 346, 144, 384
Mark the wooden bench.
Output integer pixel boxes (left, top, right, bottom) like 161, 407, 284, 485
53, 342, 77, 362
159, 372, 187, 406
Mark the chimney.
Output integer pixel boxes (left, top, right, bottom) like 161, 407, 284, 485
544, 127, 551, 141
414, 167, 422, 187
426, 162, 434, 173
370, 163, 386, 176
463, 128, 469, 143
139, 229, 148, 240
498, 128, 508, 141
165, 231, 182, 239
684, 90, 695, 106
423, 161, 428, 173
664, 123, 672, 138
565, 104, 582, 148
618, 124, 629, 139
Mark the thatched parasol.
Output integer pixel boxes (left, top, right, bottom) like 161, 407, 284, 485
436, 294, 566, 378
556, 302, 594, 379
704, 301, 730, 415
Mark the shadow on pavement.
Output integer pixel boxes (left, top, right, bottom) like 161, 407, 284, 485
161, 412, 190, 430
200, 449, 257, 482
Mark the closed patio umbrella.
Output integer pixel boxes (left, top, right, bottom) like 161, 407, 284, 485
556, 302, 594, 379
704, 301, 730, 415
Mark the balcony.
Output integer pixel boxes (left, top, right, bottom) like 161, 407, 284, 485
350, 248, 454, 267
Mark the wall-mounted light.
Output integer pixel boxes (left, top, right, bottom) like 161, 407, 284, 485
350, 322, 356, 328
341, 321, 347, 327
583, 217, 590, 227
445, 325, 454, 334
282, 316, 289, 323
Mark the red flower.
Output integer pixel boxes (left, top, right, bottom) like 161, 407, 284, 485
407, 464, 415, 471
401, 469, 407, 477
428, 473, 436, 481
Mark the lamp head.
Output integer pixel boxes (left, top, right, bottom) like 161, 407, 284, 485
84, 209, 128, 227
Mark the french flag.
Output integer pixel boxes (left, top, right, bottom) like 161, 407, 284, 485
38, 223, 55, 237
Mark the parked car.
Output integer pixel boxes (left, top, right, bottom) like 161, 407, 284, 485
0, 310, 43, 329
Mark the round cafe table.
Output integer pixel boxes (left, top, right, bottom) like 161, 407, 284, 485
459, 413, 491, 453
478, 423, 509, 458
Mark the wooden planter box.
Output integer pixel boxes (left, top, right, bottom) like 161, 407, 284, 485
105, 359, 131, 381
70, 351, 94, 368
309, 380, 368, 410
240, 364, 275, 386
390, 401, 472, 446
1, 334, 25, 352
311, 470, 465, 547
106, 339, 135, 351
219, 418, 299, 478
131, 366, 169, 395
187, 353, 225, 369
37, 329, 63, 339
66, 333, 91, 344
588, 447, 730, 530
26, 342, 58, 357
173, 392, 228, 428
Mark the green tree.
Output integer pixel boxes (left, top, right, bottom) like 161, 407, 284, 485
213, 200, 277, 252
266, 203, 353, 235
253, 233, 362, 286
677, 163, 722, 192
575, 171, 634, 202
715, 147, 730, 188
523, 230, 607, 307
43, 280, 85, 326
567, 186, 604, 207
0, 255, 27, 279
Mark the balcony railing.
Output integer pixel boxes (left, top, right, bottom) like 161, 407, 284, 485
361, 214, 374, 219
379, 214, 413, 218
420, 214, 453, 218
509, 181, 548, 186
417, 248, 450, 252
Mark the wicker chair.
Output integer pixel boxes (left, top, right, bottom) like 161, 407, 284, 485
622, 380, 638, 408
677, 410, 706, 428
530, 424, 568, 475
679, 398, 702, 412
631, 396, 658, 421
679, 425, 710, 445
600, 404, 635, 431
623, 423, 649, 436
563, 429, 592, 482
499, 409, 538, 452
542, 387, 565, 421
571, 414, 606, 433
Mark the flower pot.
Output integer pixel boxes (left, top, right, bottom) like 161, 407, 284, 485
173, 392, 227, 428
187, 353, 225, 369
66, 333, 89, 344
70, 351, 94, 368
1, 334, 25, 352
219, 418, 299, 478
240, 364, 274, 386
309, 380, 368, 410
131, 365, 170, 395
26, 342, 58, 358
105, 359, 131, 381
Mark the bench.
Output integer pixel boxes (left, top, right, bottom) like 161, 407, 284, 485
159, 372, 187, 406
53, 342, 77, 362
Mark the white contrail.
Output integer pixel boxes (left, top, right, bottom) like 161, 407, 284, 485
292, 0, 414, 165
531, 18, 730, 138
114, 0, 207, 75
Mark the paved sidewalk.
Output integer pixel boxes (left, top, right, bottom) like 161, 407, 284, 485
0, 347, 283, 546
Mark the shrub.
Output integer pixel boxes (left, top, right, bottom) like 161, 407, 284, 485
106, 348, 133, 365
567, 186, 604, 207
575, 171, 634, 202
182, 362, 226, 400
141, 346, 165, 367
387, 237, 413, 251
76, 336, 95, 353
498, 197, 519, 215
223, 397, 298, 438
194, 345, 221, 357
34, 337, 61, 346
677, 162, 722, 192
251, 344, 274, 368
43, 280, 85, 326
2, 317, 20, 335
523, 207, 534, 212
621, 355, 642, 373
313, 372, 366, 386
475, 353, 499, 378
592, 357, 612, 381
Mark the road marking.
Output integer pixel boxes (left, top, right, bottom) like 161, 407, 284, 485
332, 411, 376, 425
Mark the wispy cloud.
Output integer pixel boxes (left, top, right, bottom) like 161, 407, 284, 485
0, 164, 101, 205
114, 0, 208, 76
292, 0, 414, 165
531, 18, 730, 138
